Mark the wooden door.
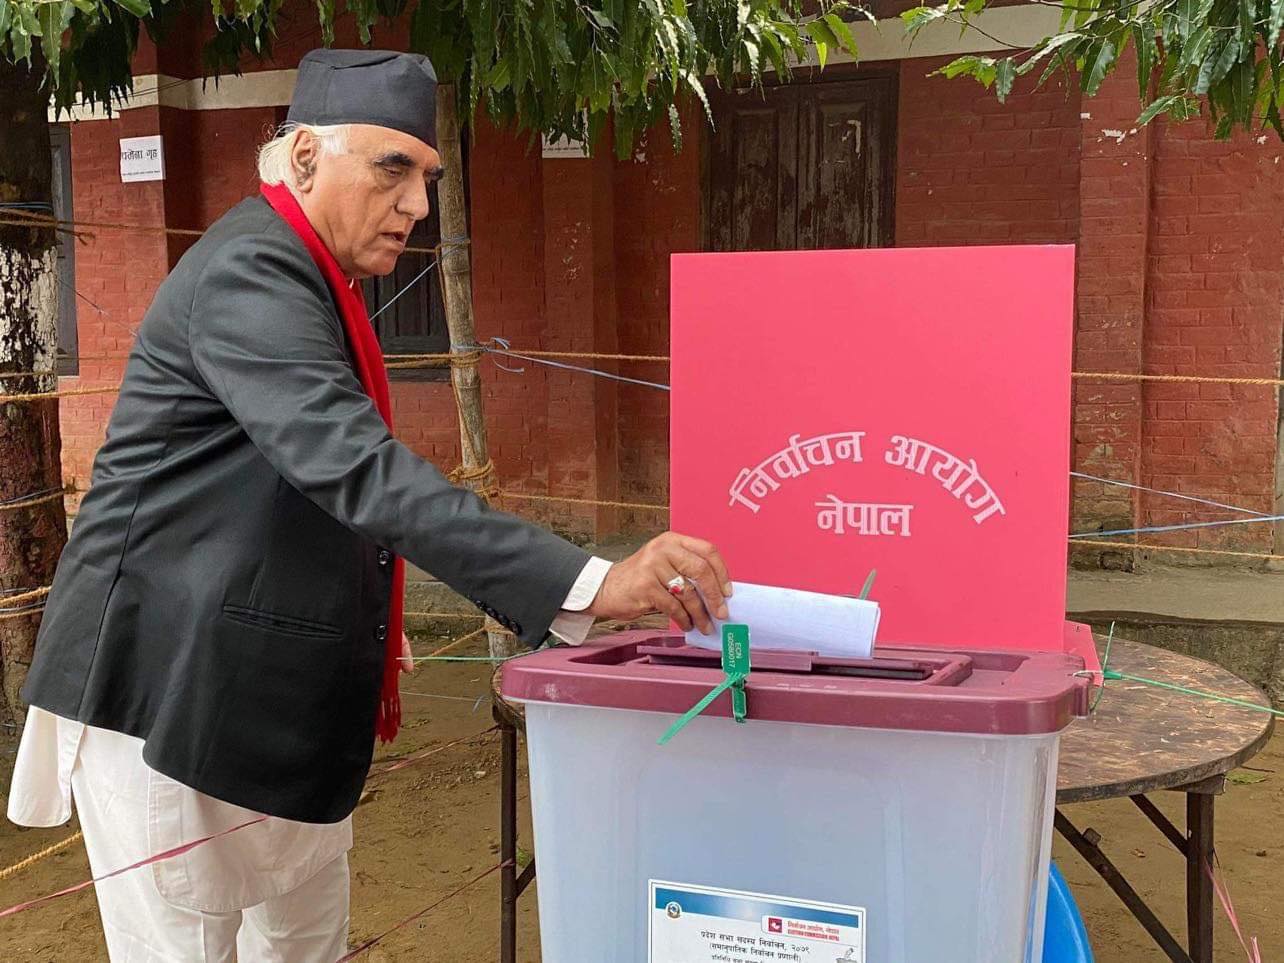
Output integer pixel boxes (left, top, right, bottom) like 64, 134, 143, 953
705, 76, 896, 252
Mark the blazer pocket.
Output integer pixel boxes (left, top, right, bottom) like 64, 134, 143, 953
222, 604, 343, 640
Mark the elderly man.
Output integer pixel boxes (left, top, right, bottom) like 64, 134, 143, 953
8, 49, 730, 961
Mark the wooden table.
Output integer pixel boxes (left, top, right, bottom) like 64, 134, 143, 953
490, 635, 1274, 963
1054, 637, 1274, 962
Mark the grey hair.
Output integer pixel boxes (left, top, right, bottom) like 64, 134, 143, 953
256, 122, 350, 186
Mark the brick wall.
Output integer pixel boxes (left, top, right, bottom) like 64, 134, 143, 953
612, 111, 702, 531
896, 58, 1081, 246
1070, 58, 1151, 562
57, 36, 1284, 559
1140, 123, 1284, 554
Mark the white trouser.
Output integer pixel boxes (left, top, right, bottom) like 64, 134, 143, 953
70, 726, 350, 963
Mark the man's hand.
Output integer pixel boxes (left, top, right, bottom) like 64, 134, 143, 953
400, 631, 414, 674
588, 533, 732, 636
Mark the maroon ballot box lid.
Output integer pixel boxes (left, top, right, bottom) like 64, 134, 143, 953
501, 631, 1091, 736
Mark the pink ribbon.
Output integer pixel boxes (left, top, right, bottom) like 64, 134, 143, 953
1205, 856, 1262, 963
0, 727, 497, 920
0, 817, 266, 919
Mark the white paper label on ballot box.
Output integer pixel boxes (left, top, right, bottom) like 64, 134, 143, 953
649, 880, 865, 962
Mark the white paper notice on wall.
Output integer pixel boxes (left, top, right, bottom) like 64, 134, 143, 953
541, 131, 588, 158
684, 581, 880, 660
541, 110, 590, 158
120, 135, 165, 183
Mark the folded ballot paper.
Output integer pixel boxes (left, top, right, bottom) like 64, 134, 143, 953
683, 581, 880, 659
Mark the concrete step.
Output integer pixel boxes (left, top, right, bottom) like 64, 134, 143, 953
1068, 566, 1284, 705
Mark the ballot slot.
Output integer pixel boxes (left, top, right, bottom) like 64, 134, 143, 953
632, 637, 966, 684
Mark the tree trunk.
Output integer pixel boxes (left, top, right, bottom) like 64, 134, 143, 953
0, 57, 68, 727
434, 85, 517, 660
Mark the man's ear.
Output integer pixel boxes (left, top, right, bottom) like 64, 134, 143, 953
291, 131, 319, 192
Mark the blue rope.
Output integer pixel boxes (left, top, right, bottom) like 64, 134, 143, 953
459, 340, 671, 391
370, 260, 438, 321
1070, 513, 1284, 539
1071, 471, 1272, 517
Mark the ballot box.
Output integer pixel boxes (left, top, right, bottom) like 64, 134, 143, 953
502, 632, 1089, 963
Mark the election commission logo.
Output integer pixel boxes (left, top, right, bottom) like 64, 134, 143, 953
665, 901, 682, 920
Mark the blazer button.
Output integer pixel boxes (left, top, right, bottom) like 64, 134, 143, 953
377, 550, 391, 567
375, 624, 388, 642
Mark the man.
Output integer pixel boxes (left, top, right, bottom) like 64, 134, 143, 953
8, 49, 731, 961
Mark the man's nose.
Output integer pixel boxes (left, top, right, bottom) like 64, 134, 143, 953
397, 178, 431, 221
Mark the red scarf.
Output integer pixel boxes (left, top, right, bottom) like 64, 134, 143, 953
261, 181, 405, 744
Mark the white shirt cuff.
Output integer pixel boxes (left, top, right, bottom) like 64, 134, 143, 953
548, 556, 612, 646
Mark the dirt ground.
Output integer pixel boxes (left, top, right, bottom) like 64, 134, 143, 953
0, 629, 1281, 962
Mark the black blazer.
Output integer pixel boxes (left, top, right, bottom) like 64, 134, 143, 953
24, 197, 589, 823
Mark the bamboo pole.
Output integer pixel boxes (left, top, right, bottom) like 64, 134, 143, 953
434, 85, 518, 660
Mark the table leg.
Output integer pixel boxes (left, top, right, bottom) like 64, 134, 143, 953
1055, 809, 1192, 963
1186, 793, 1215, 963
500, 714, 518, 963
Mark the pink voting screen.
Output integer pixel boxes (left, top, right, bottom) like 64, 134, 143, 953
670, 246, 1091, 663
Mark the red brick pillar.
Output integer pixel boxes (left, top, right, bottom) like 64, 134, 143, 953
540, 148, 620, 540
1070, 55, 1153, 566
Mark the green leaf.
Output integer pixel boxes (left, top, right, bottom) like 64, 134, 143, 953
486, 58, 511, 91
1272, 0, 1284, 47
994, 56, 1016, 101
114, 0, 152, 17
1268, 102, 1284, 140
1136, 92, 1192, 125
822, 12, 858, 55
1231, 55, 1254, 123
761, 29, 788, 77
1080, 38, 1117, 95
1254, 57, 1275, 118
1131, 23, 1154, 92
1195, 35, 1236, 95
660, 17, 679, 58
1236, 0, 1253, 58
1015, 31, 1082, 76
1180, 24, 1214, 77
741, 36, 760, 81
900, 5, 946, 33
11, 20, 30, 61
37, 1, 74, 73
806, 17, 839, 58
0, 1, 12, 35
683, 68, 712, 124
1175, 0, 1195, 40
934, 53, 997, 86
17, 0, 39, 34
